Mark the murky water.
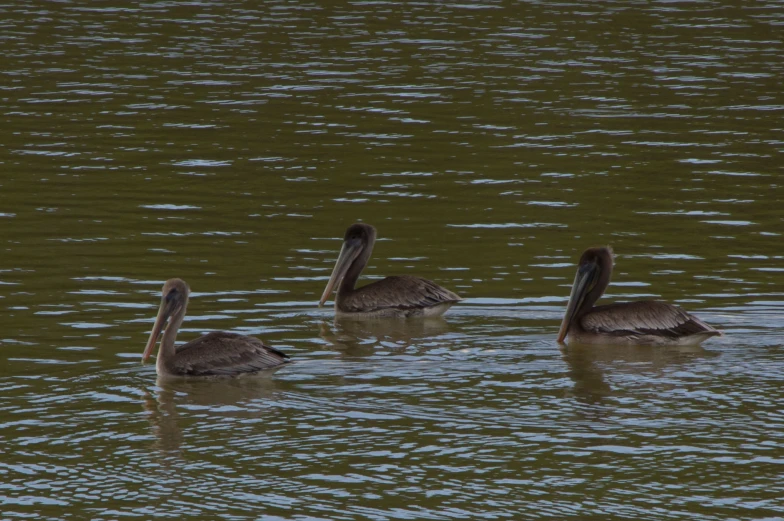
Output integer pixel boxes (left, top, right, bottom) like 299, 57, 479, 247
1, 2, 783, 519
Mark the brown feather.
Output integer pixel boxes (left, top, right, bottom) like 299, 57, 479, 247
581, 301, 721, 340
144, 278, 291, 377
559, 247, 721, 345
325, 223, 461, 316
172, 332, 290, 376
338, 275, 462, 314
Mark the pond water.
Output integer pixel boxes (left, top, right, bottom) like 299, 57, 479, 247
1, 2, 782, 519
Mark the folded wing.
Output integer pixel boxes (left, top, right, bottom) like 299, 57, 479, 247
174, 332, 290, 376
341, 275, 461, 313
581, 300, 720, 339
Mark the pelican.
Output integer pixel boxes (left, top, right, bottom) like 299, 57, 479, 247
319, 223, 462, 317
142, 278, 290, 377
557, 247, 721, 345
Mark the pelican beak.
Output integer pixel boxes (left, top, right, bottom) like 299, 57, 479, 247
319, 238, 363, 307
557, 261, 599, 343
142, 298, 175, 363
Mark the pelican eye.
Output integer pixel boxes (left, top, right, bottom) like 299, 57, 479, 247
165, 288, 178, 302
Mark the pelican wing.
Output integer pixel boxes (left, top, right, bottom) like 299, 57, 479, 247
341, 275, 461, 313
581, 301, 720, 339
173, 332, 290, 376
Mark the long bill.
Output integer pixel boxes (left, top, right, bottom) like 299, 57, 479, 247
319, 239, 362, 307
557, 262, 597, 343
142, 300, 173, 363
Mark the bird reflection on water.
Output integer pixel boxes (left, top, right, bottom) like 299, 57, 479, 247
318, 316, 454, 355
142, 387, 183, 458
562, 343, 715, 404
141, 375, 285, 457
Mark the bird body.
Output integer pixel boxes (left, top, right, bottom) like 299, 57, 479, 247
558, 247, 721, 346
142, 279, 290, 377
319, 223, 461, 317
333, 275, 460, 317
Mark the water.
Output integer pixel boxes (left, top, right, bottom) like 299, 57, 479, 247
1, 1, 783, 519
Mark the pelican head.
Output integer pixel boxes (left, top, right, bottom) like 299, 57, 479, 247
557, 247, 613, 343
319, 223, 376, 307
142, 278, 190, 362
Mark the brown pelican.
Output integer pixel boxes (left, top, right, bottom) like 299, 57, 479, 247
319, 223, 462, 317
142, 278, 290, 377
557, 247, 721, 345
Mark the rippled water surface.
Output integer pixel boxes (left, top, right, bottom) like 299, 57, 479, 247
1, 1, 783, 519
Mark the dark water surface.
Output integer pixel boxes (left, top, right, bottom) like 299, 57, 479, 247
1, 2, 782, 519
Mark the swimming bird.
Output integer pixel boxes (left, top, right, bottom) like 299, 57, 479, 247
557, 247, 721, 345
142, 278, 290, 377
319, 223, 462, 317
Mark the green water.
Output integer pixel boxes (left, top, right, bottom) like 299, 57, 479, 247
1, 2, 782, 519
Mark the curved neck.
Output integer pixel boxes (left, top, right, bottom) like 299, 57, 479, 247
338, 238, 374, 297
579, 258, 612, 317
157, 305, 186, 371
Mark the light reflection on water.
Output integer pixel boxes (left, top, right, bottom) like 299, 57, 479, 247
6, 301, 780, 518
1, 0, 783, 519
